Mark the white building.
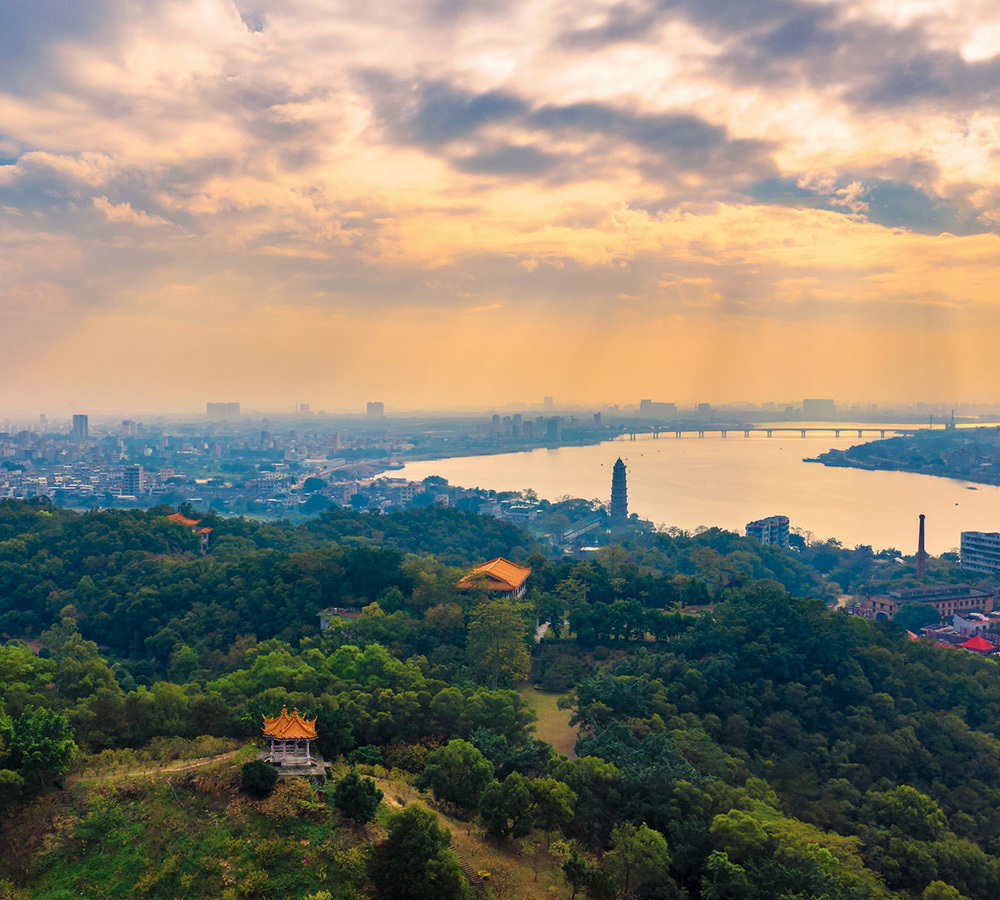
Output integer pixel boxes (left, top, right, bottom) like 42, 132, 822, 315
961, 531, 1000, 576
746, 515, 790, 549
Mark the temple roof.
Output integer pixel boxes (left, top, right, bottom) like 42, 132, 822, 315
167, 512, 202, 527
457, 557, 531, 592
262, 705, 318, 740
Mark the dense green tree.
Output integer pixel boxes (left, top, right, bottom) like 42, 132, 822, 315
601, 822, 672, 900
465, 600, 531, 689
7, 707, 76, 788
529, 777, 576, 840
333, 769, 383, 824
369, 804, 472, 900
417, 739, 494, 809
240, 759, 278, 798
314, 707, 355, 760
479, 771, 533, 839
563, 851, 596, 900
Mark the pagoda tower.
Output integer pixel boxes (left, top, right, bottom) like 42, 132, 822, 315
610, 458, 628, 524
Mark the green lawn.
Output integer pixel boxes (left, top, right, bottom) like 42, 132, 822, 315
519, 687, 578, 758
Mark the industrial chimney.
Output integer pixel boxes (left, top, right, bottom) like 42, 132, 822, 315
917, 514, 926, 578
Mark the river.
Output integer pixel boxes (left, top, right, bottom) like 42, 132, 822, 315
397, 429, 1000, 554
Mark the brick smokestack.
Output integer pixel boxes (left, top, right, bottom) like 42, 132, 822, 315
917, 514, 926, 578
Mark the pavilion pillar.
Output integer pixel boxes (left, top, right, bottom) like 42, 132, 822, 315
282, 740, 286, 763
270, 736, 274, 762
306, 740, 311, 764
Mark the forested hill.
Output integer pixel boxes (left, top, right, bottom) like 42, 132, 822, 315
2, 498, 1000, 900
568, 587, 1000, 899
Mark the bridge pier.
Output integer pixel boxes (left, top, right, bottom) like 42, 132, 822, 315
744, 429, 750, 437
880, 430, 886, 438
721, 430, 727, 438
801, 429, 806, 438
698, 430, 704, 438
857, 430, 863, 437
834, 429, 840, 437
766, 430, 772, 437
675, 431, 681, 438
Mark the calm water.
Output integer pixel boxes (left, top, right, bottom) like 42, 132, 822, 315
398, 431, 1000, 554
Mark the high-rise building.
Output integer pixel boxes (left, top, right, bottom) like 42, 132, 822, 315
71, 414, 89, 440
299, 403, 311, 414
121, 419, 135, 435
545, 417, 562, 441
745, 515, 790, 548
543, 396, 554, 411
123, 465, 144, 497
593, 412, 602, 426
961, 531, 1000, 576
367, 401, 384, 418
206, 402, 240, 420
610, 458, 628, 523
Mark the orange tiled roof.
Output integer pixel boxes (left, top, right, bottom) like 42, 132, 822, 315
167, 512, 202, 527
457, 557, 531, 593
262, 705, 318, 740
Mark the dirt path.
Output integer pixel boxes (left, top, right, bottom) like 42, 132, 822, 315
67, 750, 240, 786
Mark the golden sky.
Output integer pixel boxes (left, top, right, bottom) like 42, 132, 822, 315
2, 0, 999, 413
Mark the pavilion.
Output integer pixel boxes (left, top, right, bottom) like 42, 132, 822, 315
262, 705, 318, 766
961, 635, 996, 655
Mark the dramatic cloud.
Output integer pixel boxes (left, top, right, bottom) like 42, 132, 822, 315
1, 0, 999, 411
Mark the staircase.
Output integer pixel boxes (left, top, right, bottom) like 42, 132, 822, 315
455, 851, 487, 898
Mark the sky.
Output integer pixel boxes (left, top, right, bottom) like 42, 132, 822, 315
1, 0, 999, 414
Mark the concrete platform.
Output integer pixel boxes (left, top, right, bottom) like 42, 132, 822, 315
257, 750, 332, 784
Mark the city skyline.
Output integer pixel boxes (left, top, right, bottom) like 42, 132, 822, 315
3, 2, 1000, 410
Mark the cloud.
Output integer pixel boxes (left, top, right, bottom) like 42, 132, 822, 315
92, 196, 171, 227
1, 0, 1000, 408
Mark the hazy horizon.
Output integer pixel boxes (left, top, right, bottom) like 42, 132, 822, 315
3, 1, 1000, 410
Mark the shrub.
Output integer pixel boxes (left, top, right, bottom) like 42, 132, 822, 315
333, 769, 384, 824
240, 759, 278, 799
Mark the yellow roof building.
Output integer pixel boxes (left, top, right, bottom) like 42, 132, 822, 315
457, 557, 531, 596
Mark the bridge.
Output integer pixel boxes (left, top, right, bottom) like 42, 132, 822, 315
622, 426, 905, 440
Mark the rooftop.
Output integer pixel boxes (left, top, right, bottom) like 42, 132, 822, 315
262, 705, 318, 741
457, 557, 531, 593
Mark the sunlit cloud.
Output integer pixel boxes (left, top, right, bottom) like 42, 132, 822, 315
1, 0, 999, 411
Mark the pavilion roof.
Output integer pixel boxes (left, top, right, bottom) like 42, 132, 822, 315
457, 557, 531, 593
262, 705, 318, 740
167, 512, 202, 528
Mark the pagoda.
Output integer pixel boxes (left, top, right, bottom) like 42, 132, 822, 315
262, 705, 319, 766
610, 458, 628, 524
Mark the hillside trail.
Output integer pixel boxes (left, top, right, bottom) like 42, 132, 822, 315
66, 750, 240, 787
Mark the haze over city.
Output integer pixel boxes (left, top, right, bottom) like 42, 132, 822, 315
3, 1, 1000, 411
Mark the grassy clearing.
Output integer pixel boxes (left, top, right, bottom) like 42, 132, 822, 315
519, 687, 578, 759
